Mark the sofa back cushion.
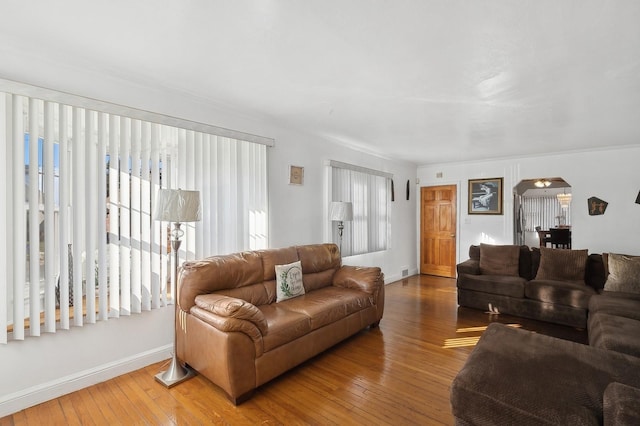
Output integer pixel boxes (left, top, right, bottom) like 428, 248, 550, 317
178, 244, 342, 310
603, 253, 640, 294
470, 244, 532, 279
297, 244, 341, 292
534, 247, 588, 284
179, 251, 264, 310
479, 244, 520, 277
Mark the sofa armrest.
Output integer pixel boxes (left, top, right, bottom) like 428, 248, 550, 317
457, 259, 480, 275
194, 294, 268, 334
603, 382, 640, 426
190, 306, 265, 357
333, 265, 384, 294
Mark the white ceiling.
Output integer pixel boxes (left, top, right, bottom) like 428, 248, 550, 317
2, 0, 640, 165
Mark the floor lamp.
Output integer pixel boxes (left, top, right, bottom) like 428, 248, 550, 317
330, 201, 353, 255
154, 188, 201, 387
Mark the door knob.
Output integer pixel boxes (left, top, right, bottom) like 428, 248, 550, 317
451, 233, 456, 238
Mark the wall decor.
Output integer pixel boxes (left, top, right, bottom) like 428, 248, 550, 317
468, 177, 503, 215
406, 179, 410, 200
588, 196, 608, 215
289, 165, 304, 185
391, 179, 395, 201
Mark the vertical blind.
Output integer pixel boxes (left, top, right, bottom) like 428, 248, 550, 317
0, 91, 268, 344
329, 161, 391, 256
521, 196, 572, 232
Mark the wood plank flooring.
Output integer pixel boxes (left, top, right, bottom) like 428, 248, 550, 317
0, 274, 587, 425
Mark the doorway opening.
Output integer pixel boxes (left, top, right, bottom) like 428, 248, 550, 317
514, 178, 572, 247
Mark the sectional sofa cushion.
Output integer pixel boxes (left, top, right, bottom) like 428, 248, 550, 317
535, 247, 588, 283
525, 279, 596, 309
603, 382, 640, 425
479, 243, 520, 276
604, 253, 640, 294
589, 312, 640, 357
457, 273, 526, 298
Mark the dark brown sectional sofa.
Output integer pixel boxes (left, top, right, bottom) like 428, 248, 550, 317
452, 246, 640, 425
456, 244, 605, 328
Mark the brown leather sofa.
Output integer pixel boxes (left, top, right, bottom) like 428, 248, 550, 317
176, 243, 385, 404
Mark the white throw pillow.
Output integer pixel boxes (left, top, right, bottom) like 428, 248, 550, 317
275, 261, 305, 302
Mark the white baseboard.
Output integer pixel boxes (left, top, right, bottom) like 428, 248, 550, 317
0, 344, 172, 418
385, 268, 419, 284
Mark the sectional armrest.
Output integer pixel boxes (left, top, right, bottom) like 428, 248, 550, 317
194, 294, 268, 334
457, 259, 480, 275
333, 265, 384, 294
604, 382, 640, 425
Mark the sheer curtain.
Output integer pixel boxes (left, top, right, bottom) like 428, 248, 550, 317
329, 161, 391, 256
0, 86, 270, 344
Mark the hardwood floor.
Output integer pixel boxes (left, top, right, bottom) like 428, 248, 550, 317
0, 275, 587, 425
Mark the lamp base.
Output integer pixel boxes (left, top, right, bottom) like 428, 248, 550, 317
155, 355, 195, 388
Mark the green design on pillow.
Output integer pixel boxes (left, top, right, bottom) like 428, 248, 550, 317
275, 260, 305, 302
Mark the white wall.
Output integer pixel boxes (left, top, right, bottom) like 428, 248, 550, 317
416, 146, 640, 264
0, 64, 417, 415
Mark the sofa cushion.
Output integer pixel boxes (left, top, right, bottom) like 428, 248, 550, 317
589, 312, 640, 357
589, 293, 640, 320
457, 273, 526, 298
604, 253, 640, 294
525, 279, 596, 309
275, 261, 305, 302
278, 286, 373, 330
260, 305, 312, 352
479, 243, 520, 276
535, 247, 588, 283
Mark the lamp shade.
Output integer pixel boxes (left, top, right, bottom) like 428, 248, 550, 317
330, 201, 353, 222
154, 189, 201, 222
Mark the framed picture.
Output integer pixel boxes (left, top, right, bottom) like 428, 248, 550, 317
468, 177, 503, 215
289, 165, 304, 185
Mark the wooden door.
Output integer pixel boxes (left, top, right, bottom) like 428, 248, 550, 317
420, 185, 457, 277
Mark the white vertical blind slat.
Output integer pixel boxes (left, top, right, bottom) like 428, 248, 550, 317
12, 95, 25, 340
44, 102, 56, 333
141, 121, 152, 311
58, 105, 70, 329
0, 94, 7, 343
28, 99, 41, 336
130, 119, 142, 314
119, 118, 131, 315
85, 110, 97, 324
97, 112, 108, 321
72, 107, 84, 327
150, 123, 161, 309
108, 115, 120, 318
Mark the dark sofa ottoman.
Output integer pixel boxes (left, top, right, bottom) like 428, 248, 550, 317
451, 323, 640, 425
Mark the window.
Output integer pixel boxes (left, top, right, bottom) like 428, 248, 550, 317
329, 160, 391, 256
0, 84, 271, 344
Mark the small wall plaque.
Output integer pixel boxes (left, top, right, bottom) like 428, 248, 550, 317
289, 165, 304, 185
588, 196, 608, 216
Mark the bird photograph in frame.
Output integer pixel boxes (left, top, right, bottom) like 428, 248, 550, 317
468, 177, 503, 215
